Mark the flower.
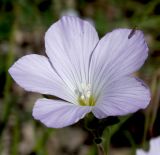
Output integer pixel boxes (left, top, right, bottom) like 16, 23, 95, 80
136, 136, 160, 155
9, 16, 150, 128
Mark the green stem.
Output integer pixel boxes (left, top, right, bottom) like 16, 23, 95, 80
125, 131, 136, 155
97, 143, 106, 155
142, 112, 150, 147
104, 127, 111, 155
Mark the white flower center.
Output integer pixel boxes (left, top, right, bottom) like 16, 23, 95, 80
75, 83, 95, 106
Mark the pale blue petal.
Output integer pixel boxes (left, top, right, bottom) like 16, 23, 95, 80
92, 77, 150, 118
45, 16, 99, 91
89, 29, 148, 96
32, 98, 91, 128
149, 136, 160, 154
9, 54, 76, 103
136, 150, 148, 155
136, 136, 160, 155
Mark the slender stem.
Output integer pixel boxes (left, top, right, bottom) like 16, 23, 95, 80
104, 127, 111, 155
97, 143, 106, 155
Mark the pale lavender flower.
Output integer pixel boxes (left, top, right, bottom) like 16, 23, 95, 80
9, 16, 150, 128
136, 136, 160, 155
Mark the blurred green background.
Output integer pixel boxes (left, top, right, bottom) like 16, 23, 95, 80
0, 0, 160, 155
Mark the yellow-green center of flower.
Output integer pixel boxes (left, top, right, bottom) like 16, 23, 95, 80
75, 83, 96, 106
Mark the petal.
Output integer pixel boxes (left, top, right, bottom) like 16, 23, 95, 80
149, 136, 160, 153
32, 98, 91, 128
45, 16, 99, 91
9, 54, 76, 103
136, 137, 160, 155
89, 29, 148, 95
136, 150, 148, 155
92, 77, 150, 118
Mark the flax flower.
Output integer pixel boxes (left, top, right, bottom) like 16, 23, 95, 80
9, 16, 150, 128
136, 136, 160, 155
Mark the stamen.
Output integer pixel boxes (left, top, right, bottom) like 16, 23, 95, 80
75, 83, 95, 106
